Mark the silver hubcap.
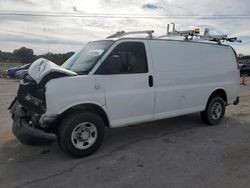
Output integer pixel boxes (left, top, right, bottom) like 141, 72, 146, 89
211, 102, 222, 120
71, 122, 97, 150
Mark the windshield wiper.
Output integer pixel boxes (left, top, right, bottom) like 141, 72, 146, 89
74, 70, 88, 75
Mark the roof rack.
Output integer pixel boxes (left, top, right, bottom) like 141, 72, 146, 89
106, 30, 154, 39
158, 23, 242, 44
106, 23, 241, 44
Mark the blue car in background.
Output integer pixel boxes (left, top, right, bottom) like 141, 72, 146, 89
15, 69, 29, 79
7, 63, 31, 78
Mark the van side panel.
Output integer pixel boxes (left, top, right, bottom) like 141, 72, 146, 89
149, 40, 239, 120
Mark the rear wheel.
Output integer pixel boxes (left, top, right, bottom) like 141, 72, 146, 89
58, 111, 105, 157
201, 96, 225, 125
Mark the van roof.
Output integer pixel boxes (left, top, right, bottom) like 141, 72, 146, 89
97, 37, 230, 47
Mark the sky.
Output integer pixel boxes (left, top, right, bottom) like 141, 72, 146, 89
0, 0, 249, 55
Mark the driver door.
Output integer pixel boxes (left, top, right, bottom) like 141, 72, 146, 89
95, 41, 154, 127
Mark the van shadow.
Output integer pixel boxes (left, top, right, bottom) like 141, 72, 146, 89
104, 113, 202, 146
0, 113, 241, 163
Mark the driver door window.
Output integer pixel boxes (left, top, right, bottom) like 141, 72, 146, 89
97, 42, 148, 74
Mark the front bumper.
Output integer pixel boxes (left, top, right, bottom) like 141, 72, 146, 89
12, 118, 57, 146
11, 104, 57, 146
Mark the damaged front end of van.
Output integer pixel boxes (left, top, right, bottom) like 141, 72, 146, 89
8, 58, 77, 145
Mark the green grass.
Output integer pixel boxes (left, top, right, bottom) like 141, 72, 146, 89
0, 61, 22, 68
0, 62, 22, 71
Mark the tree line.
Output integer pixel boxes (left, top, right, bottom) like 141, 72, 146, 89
0, 47, 75, 65
238, 54, 250, 60
1, 47, 249, 66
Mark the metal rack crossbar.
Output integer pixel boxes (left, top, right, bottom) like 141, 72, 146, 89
106, 30, 154, 39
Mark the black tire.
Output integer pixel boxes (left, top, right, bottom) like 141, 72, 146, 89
58, 111, 105, 157
201, 96, 225, 125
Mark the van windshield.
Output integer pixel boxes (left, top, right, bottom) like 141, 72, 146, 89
62, 40, 113, 74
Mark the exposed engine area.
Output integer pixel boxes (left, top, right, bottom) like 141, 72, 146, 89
8, 58, 77, 145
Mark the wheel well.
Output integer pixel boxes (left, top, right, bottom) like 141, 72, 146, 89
208, 89, 227, 105
50, 103, 110, 133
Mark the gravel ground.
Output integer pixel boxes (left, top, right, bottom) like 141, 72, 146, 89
0, 78, 250, 188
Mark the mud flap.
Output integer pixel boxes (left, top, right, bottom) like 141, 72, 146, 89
233, 96, 240, 105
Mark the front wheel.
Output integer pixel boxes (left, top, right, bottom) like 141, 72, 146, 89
201, 96, 225, 125
58, 111, 105, 157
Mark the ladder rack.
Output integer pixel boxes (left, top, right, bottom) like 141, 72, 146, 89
106, 30, 154, 39
106, 23, 241, 44
159, 23, 242, 44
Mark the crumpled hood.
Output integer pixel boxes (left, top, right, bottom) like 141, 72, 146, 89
28, 58, 77, 84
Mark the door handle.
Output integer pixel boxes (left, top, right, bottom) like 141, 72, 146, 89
149, 75, 153, 87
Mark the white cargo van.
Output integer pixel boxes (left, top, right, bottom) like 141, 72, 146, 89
9, 27, 240, 157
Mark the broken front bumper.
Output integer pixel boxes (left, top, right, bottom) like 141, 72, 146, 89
11, 102, 57, 146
